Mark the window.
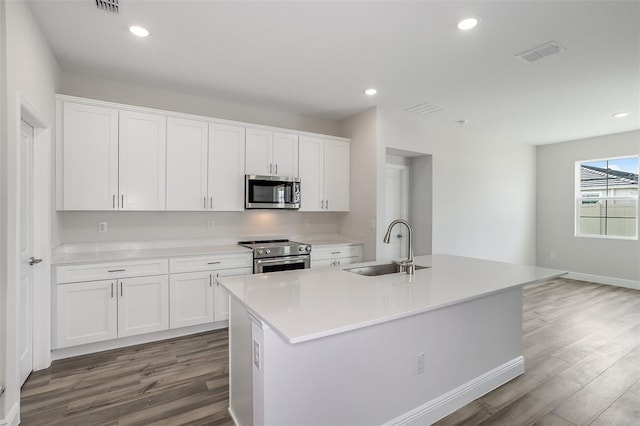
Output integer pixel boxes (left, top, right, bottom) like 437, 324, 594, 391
576, 156, 638, 239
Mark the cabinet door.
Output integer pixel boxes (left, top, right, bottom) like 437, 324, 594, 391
324, 140, 350, 211
245, 128, 272, 175
56, 280, 117, 348
61, 102, 119, 210
118, 275, 169, 337
170, 271, 214, 329
272, 132, 299, 177
119, 111, 167, 210
209, 124, 246, 211
166, 117, 208, 210
298, 136, 324, 212
214, 267, 252, 322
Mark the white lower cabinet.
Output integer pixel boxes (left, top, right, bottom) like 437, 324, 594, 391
311, 244, 363, 268
168, 253, 252, 329
117, 275, 169, 337
169, 271, 214, 328
56, 280, 118, 348
55, 259, 170, 349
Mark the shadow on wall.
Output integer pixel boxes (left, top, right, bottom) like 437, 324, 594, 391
385, 148, 432, 257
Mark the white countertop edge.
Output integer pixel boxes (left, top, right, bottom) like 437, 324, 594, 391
228, 269, 568, 345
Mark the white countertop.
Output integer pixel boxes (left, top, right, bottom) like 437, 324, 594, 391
220, 254, 565, 344
52, 244, 251, 265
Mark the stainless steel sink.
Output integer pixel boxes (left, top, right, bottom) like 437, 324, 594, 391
344, 263, 429, 276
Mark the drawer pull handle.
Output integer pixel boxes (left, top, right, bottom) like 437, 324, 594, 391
207, 261, 221, 265
331, 251, 341, 254
108, 269, 126, 273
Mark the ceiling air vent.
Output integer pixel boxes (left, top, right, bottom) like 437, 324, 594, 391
96, 0, 119, 14
405, 102, 443, 116
517, 41, 564, 63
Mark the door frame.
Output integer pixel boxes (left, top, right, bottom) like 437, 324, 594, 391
18, 95, 52, 373
384, 163, 410, 259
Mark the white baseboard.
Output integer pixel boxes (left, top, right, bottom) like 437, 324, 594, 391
0, 401, 19, 426
567, 272, 640, 291
52, 322, 228, 360
384, 356, 525, 426
228, 407, 241, 426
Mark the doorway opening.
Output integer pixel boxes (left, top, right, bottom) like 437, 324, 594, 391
384, 149, 432, 260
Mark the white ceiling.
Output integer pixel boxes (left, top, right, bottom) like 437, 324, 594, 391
27, 0, 640, 145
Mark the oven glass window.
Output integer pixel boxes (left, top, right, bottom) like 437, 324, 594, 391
261, 262, 307, 273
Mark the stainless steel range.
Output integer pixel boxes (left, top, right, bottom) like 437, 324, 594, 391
238, 239, 311, 274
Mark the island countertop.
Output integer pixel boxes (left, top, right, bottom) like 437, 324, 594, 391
219, 254, 565, 344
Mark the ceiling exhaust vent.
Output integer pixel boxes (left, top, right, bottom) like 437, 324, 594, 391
96, 0, 119, 14
405, 102, 444, 115
517, 41, 564, 63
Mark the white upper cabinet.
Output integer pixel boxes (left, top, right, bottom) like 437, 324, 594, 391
272, 132, 299, 177
61, 102, 119, 210
209, 124, 246, 211
299, 136, 349, 212
119, 111, 167, 210
166, 117, 209, 210
299, 136, 324, 211
246, 127, 298, 177
57, 96, 346, 212
323, 140, 350, 211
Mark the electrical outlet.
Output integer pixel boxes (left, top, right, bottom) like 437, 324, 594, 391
550, 252, 556, 261
207, 220, 215, 230
253, 340, 261, 370
304, 218, 311, 228
98, 222, 108, 233
416, 353, 425, 375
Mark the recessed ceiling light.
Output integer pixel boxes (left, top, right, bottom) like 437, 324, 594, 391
457, 18, 478, 31
129, 25, 149, 37
364, 88, 377, 96
612, 112, 629, 118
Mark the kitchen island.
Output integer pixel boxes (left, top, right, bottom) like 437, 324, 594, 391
219, 254, 564, 426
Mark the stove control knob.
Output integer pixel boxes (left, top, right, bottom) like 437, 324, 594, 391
265, 248, 271, 254
257, 249, 264, 255
299, 245, 309, 252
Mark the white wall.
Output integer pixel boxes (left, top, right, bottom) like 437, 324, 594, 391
54, 74, 345, 247
376, 108, 537, 266
537, 131, 640, 285
1, 0, 59, 422
338, 108, 378, 261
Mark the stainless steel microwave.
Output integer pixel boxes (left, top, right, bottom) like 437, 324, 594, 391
245, 175, 301, 209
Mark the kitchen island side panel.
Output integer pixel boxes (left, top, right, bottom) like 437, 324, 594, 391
237, 286, 523, 426
228, 297, 253, 426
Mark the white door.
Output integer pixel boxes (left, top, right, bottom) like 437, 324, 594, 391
384, 164, 409, 260
19, 120, 36, 385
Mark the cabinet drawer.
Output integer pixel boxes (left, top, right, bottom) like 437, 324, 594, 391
311, 245, 362, 261
57, 259, 169, 283
170, 253, 252, 273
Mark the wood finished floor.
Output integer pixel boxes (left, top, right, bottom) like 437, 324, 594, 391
21, 278, 640, 425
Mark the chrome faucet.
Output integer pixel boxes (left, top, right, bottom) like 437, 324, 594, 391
383, 219, 414, 274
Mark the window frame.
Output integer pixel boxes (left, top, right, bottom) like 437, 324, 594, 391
574, 155, 638, 241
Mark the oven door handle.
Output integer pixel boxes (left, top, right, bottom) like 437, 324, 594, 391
256, 256, 310, 265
